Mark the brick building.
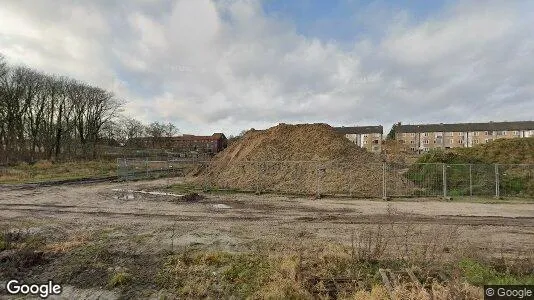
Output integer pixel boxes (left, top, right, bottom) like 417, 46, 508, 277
394, 121, 534, 153
128, 133, 228, 154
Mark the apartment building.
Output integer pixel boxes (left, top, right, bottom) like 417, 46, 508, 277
394, 121, 534, 153
334, 126, 383, 153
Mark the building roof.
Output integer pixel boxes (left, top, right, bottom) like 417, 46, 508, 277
396, 121, 534, 133
129, 133, 227, 143
334, 126, 383, 134
172, 133, 226, 141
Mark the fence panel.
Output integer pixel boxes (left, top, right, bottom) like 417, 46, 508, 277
116, 158, 534, 199
470, 164, 495, 197
498, 164, 534, 197
390, 163, 443, 197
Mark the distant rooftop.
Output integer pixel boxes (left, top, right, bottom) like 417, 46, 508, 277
396, 121, 534, 133
334, 125, 383, 134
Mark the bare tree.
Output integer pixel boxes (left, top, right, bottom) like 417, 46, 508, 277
145, 122, 167, 148
163, 122, 178, 137
0, 55, 124, 163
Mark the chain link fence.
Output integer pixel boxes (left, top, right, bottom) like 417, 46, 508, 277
117, 158, 534, 198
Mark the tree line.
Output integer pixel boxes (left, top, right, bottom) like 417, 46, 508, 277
101, 118, 178, 148
0, 54, 178, 164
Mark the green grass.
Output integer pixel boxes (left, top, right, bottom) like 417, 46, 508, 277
0, 160, 117, 184
407, 148, 534, 198
108, 271, 132, 288
460, 258, 534, 285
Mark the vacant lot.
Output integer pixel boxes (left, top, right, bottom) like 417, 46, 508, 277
1, 178, 533, 299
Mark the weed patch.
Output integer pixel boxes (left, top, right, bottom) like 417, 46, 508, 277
108, 271, 132, 288
460, 258, 534, 285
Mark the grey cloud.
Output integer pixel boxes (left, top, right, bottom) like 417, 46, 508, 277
0, 0, 533, 136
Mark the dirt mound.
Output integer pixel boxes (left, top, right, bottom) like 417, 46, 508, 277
218, 123, 380, 163
194, 123, 410, 197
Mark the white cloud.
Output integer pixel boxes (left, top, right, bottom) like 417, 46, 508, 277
0, 0, 533, 136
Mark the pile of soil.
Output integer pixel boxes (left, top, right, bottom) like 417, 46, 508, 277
193, 123, 410, 197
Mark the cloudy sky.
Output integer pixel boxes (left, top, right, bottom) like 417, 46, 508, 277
1, 0, 533, 135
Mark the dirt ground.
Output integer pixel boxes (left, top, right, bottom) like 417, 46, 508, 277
2, 178, 533, 254
1, 178, 533, 298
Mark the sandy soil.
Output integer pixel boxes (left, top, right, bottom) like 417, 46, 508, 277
1, 178, 533, 256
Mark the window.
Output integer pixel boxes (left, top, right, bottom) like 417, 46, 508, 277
364, 141, 368, 144
458, 139, 463, 144
423, 140, 429, 144
474, 132, 479, 136
403, 133, 407, 137
449, 139, 454, 144
514, 131, 520, 136
485, 131, 491, 135
363, 134, 368, 138
410, 140, 414, 144
474, 140, 479, 144
457, 132, 462, 136
399, 140, 405, 144
372, 139, 379, 144
411, 133, 416, 137
410, 147, 416, 151
423, 133, 428, 137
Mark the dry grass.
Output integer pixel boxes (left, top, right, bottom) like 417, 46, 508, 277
1, 221, 531, 299
152, 237, 499, 300
44, 234, 90, 254
0, 160, 116, 184
2, 199, 532, 299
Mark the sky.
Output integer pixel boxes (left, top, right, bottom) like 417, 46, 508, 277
1, 0, 533, 136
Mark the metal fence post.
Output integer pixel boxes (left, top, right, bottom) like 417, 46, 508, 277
256, 162, 262, 194
316, 164, 320, 198
442, 163, 447, 198
495, 164, 500, 198
382, 162, 387, 199
145, 157, 149, 178
469, 164, 473, 197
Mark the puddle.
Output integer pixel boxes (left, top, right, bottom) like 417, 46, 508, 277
213, 204, 232, 209
111, 188, 183, 198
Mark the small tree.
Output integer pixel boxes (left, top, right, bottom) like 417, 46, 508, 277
387, 122, 400, 140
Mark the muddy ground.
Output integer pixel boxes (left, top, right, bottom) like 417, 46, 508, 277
1, 178, 533, 299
